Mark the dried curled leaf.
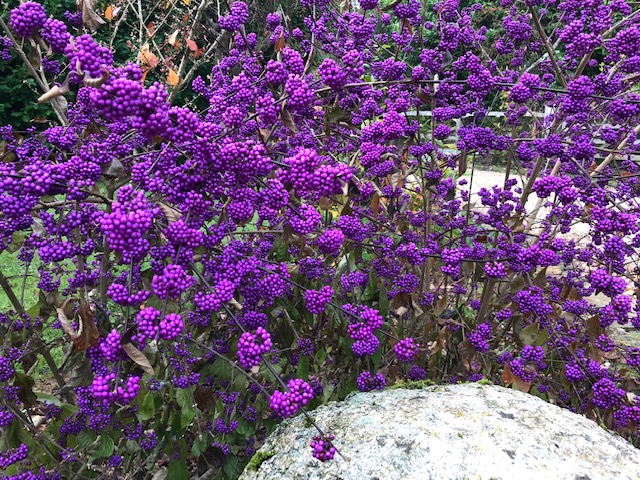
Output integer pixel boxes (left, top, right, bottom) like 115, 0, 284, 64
38, 77, 70, 104
77, 0, 105, 32
56, 300, 100, 351
371, 192, 380, 220
122, 343, 155, 375
82, 68, 110, 88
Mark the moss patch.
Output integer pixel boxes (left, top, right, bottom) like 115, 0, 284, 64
247, 450, 277, 471
389, 379, 435, 390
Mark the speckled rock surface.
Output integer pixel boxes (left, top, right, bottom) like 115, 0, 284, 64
240, 383, 640, 480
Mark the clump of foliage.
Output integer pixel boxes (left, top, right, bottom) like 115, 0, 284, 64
2, 0, 640, 477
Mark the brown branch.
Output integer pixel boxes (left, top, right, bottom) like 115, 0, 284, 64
0, 17, 68, 125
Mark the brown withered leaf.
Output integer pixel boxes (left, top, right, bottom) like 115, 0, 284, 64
585, 344, 603, 363
138, 43, 159, 68
603, 409, 616, 431
318, 196, 331, 211
433, 293, 449, 316
77, 301, 100, 350
258, 128, 272, 143
401, 18, 413, 34
194, 385, 215, 410
514, 375, 532, 393
122, 342, 155, 375
415, 87, 432, 105
77, 0, 105, 32
457, 339, 477, 371
101, 158, 126, 177
429, 327, 450, 355
28, 41, 41, 69
167, 68, 179, 87
56, 301, 76, 338
158, 202, 182, 223
501, 363, 516, 386
585, 315, 602, 340
168, 30, 179, 46
275, 31, 286, 53
458, 149, 467, 176
280, 105, 297, 134
56, 300, 100, 351
371, 192, 380, 220
38, 76, 70, 104
566, 286, 582, 301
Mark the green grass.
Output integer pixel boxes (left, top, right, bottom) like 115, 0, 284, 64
0, 251, 40, 313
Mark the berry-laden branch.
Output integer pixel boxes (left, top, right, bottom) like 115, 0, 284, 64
1, 0, 640, 477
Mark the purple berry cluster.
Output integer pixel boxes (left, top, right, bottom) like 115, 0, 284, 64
356, 371, 386, 392
346, 305, 384, 357
393, 337, 419, 362
310, 434, 336, 461
304, 286, 334, 314
151, 264, 194, 299
237, 327, 273, 369
5, 0, 640, 472
10, 2, 46, 38
159, 313, 184, 341
41, 18, 70, 53
270, 378, 314, 418
219, 1, 249, 31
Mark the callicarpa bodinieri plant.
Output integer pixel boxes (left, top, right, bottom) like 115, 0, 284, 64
2, 0, 640, 476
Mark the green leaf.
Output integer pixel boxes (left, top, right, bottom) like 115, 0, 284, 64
36, 392, 62, 406
363, 271, 377, 301
296, 355, 310, 380
531, 328, 549, 347
126, 440, 142, 453
519, 322, 540, 345
90, 435, 115, 462
191, 435, 209, 457
378, 284, 390, 318
6, 232, 25, 253
76, 430, 97, 448
322, 383, 335, 403
60, 403, 79, 417
176, 388, 192, 410
26, 302, 41, 320
138, 391, 156, 421
236, 418, 255, 437
180, 403, 195, 430
209, 358, 233, 382
315, 348, 327, 366
223, 455, 239, 479
167, 459, 189, 480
